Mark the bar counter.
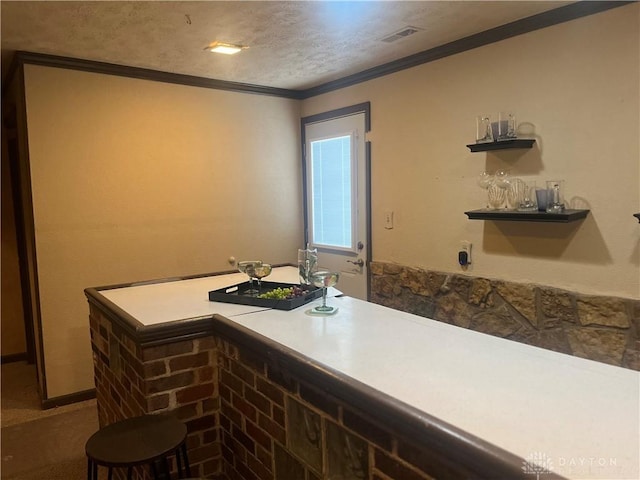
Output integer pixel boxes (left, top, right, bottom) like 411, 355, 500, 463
85, 266, 639, 480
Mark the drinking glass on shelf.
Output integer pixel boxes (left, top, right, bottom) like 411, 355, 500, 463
252, 263, 272, 294
517, 180, 538, 212
476, 115, 494, 143
546, 180, 565, 213
506, 178, 526, 210
498, 112, 517, 140
494, 169, 511, 189
536, 188, 550, 212
237, 260, 262, 295
309, 270, 340, 315
477, 171, 494, 190
487, 184, 506, 210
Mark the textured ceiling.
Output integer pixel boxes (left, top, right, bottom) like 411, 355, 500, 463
1, 1, 571, 90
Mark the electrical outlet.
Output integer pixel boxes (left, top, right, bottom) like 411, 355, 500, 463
459, 241, 472, 266
384, 210, 394, 229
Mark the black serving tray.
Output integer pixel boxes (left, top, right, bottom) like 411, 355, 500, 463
208, 281, 322, 311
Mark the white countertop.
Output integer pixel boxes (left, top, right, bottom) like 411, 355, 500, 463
100, 266, 340, 325
99, 267, 640, 479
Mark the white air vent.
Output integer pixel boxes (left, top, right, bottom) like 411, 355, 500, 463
380, 26, 422, 43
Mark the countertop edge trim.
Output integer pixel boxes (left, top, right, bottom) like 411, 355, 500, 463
88, 263, 294, 292
85, 288, 215, 346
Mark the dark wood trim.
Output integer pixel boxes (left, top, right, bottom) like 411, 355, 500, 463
41, 388, 96, 410
301, 102, 371, 129
210, 313, 566, 480
1, 54, 21, 97
4, 2, 628, 101
365, 140, 372, 302
0, 352, 28, 364
90, 263, 292, 292
8, 64, 48, 396
300, 122, 310, 247
300, 1, 632, 98
8, 51, 304, 100
5, 129, 35, 364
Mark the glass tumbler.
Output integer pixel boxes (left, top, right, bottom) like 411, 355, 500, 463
498, 112, 517, 140
517, 180, 538, 212
476, 115, 494, 143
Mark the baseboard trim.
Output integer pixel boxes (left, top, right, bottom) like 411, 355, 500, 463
42, 388, 96, 410
0, 352, 28, 364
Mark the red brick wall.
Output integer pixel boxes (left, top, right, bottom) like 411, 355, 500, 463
89, 303, 222, 479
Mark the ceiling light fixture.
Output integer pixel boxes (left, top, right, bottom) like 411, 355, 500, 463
205, 41, 247, 55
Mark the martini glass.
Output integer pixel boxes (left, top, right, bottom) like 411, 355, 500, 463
252, 263, 272, 294
309, 270, 340, 315
237, 260, 262, 295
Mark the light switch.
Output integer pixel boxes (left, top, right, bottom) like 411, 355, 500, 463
384, 210, 394, 229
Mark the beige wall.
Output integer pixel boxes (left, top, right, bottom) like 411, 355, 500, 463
23, 66, 303, 398
302, 4, 640, 299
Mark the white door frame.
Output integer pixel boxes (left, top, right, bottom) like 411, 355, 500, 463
300, 102, 371, 300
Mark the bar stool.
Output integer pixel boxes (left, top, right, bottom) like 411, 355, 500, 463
85, 414, 191, 480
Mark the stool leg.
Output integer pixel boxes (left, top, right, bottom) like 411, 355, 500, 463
150, 460, 159, 479
176, 449, 184, 478
126, 466, 132, 480
86, 458, 93, 480
161, 456, 170, 479
181, 443, 191, 477
162, 457, 172, 480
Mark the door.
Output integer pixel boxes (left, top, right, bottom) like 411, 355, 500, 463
302, 103, 371, 300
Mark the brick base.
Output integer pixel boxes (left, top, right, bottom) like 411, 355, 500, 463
89, 304, 222, 479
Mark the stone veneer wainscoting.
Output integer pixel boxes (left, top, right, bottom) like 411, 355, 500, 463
370, 261, 640, 371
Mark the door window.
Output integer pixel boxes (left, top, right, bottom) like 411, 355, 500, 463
309, 133, 356, 252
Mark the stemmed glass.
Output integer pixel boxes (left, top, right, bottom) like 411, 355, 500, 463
309, 270, 340, 315
237, 260, 262, 295
252, 263, 272, 294
479, 170, 510, 210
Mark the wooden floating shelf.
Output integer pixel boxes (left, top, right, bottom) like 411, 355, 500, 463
466, 139, 536, 152
464, 209, 590, 223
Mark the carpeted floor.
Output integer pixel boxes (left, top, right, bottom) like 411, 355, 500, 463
1, 361, 104, 479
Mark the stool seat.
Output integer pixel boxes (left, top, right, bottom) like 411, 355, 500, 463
86, 414, 190, 479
